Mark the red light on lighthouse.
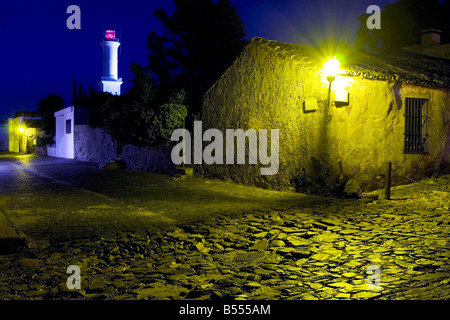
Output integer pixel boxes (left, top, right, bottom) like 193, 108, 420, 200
105, 30, 116, 40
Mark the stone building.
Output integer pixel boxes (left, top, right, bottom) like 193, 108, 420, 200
202, 36, 450, 194
7, 116, 42, 154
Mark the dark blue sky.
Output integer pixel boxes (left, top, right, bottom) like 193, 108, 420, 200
0, 0, 396, 121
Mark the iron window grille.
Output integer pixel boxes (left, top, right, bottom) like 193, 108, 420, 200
404, 98, 429, 153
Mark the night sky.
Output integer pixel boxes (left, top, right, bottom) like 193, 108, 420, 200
0, 0, 396, 121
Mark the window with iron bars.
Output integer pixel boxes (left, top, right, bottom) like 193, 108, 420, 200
404, 98, 429, 153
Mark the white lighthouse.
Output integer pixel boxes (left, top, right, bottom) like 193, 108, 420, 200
99, 30, 122, 95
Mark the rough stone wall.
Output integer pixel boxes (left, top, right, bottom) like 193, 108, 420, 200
203, 40, 318, 192
121, 144, 176, 174
73, 125, 117, 165
202, 40, 450, 194
72, 125, 175, 174
325, 79, 450, 191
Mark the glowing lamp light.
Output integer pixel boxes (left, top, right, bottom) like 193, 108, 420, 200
18, 127, 24, 133
105, 30, 116, 40
323, 57, 341, 82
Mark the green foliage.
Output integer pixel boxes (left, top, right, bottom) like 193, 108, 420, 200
36, 135, 54, 147
98, 94, 132, 145
91, 66, 188, 148
355, 0, 450, 53
153, 101, 188, 145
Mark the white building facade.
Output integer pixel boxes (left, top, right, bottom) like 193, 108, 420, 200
54, 107, 74, 159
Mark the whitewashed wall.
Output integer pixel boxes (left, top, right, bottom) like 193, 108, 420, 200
54, 107, 74, 159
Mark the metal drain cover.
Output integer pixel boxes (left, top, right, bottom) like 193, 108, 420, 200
233, 249, 265, 262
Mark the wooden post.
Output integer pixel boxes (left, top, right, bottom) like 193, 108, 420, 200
182, 118, 186, 165
385, 162, 392, 200
328, 81, 332, 110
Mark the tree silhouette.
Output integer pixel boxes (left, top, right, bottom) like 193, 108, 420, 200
37, 94, 64, 136
72, 75, 77, 105
355, 0, 450, 53
72, 76, 89, 106
146, 0, 247, 115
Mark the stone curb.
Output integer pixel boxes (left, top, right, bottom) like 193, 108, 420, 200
0, 200, 27, 254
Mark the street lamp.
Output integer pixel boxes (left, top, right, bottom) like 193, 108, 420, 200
323, 57, 340, 82
323, 57, 340, 108
18, 127, 24, 133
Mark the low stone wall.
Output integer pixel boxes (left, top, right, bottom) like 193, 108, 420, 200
120, 144, 176, 174
73, 125, 118, 165
65, 124, 175, 174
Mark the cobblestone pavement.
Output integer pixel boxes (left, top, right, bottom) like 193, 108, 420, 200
0, 153, 449, 300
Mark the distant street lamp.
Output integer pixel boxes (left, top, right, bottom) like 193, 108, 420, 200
18, 127, 24, 133
323, 57, 341, 108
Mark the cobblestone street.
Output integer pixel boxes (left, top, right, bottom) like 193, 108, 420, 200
0, 153, 449, 300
